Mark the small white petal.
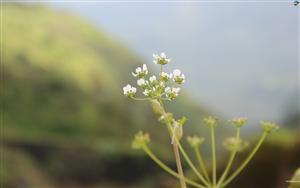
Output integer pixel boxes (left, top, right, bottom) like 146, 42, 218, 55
165, 87, 171, 92
136, 67, 142, 73
132, 87, 137, 93
149, 76, 157, 82
137, 79, 145, 86
173, 69, 181, 76
142, 64, 147, 71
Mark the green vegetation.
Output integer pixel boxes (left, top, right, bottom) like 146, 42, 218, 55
1, 4, 211, 187
1, 4, 298, 188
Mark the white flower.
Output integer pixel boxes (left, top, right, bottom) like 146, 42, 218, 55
132, 64, 148, 78
165, 87, 181, 100
123, 84, 137, 97
160, 72, 172, 81
137, 78, 148, 87
153, 52, 171, 65
143, 89, 150, 96
165, 86, 171, 93
149, 75, 157, 83
173, 69, 185, 84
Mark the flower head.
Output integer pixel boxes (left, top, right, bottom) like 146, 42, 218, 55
230, 117, 247, 128
165, 87, 180, 100
132, 131, 150, 149
153, 52, 171, 65
261, 121, 279, 133
223, 137, 249, 152
160, 72, 172, 82
123, 84, 137, 98
203, 116, 218, 127
149, 75, 157, 83
173, 69, 185, 84
187, 136, 205, 148
137, 78, 148, 88
132, 64, 148, 78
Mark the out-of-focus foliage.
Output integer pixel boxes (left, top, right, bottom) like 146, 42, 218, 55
1, 4, 298, 188
1, 4, 211, 187
289, 168, 300, 188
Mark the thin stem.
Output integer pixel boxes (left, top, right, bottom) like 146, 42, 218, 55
210, 126, 217, 187
131, 97, 149, 101
217, 128, 240, 187
159, 101, 187, 188
173, 142, 187, 188
173, 133, 211, 187
143, 145, 206, 188
195, 147, 211, 184
222, 132, 267, 187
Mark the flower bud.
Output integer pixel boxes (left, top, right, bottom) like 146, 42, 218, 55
230, 117, 247, 128
203, 116, 218, 127
177, 116, 187, 126
223, 137, 249, 152
175, 123, 183, 141
187, 136, 205, 148
158, 113, 173, 125
132, 131, 150, 149
261, 121, 279, 133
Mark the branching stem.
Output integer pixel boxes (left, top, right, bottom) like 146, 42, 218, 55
195, 147, 211, 184
222, 132, 267, 187
173, 133, 211, 187
143, 145, 205, 188
217, 128, 240, 187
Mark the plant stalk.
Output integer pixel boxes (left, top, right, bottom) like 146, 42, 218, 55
222, 132, 267, 187
195, 147, 211, 183
217, 128, 240, 187
143, 145, 205, 188
173, 142, 187, 188
210, 126, 217, 187
173, 133, 211, 187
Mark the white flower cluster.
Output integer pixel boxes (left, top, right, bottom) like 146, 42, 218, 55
153, 52, 171, 65
123, 53, 185, 101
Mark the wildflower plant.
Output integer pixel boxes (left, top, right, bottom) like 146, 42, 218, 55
122, 53, 279, 188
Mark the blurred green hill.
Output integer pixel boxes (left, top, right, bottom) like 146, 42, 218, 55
1, 4, 212, 187
2, 4, 298, 188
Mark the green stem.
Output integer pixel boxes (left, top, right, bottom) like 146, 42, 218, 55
195, 147, 211, 184
222, 132, 267, 187
210, 126, 217, 187
143, 145, 206, 188
159, 102, 187, 188
131, 97, 149, 101
173, 133, 211, 187
173, 142, 187, 188
217, 128, 240, 187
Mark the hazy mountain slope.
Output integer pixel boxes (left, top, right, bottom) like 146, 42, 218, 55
1, 4, 214, 187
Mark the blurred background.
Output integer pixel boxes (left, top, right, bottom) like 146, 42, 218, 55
1, 2, 299, 188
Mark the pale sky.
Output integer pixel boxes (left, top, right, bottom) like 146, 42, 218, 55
47, 2, 299, 125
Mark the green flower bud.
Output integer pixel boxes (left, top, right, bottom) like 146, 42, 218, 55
175, 123, 183, 141
261, 121, 279, 133
230, 117, 247, 128
178, 116, 188, 126
132, 131, 150, 149
223, 137, 249, 152
158, 113, 174, 125
187, 136, 205, 148
203, 116, 218, 127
